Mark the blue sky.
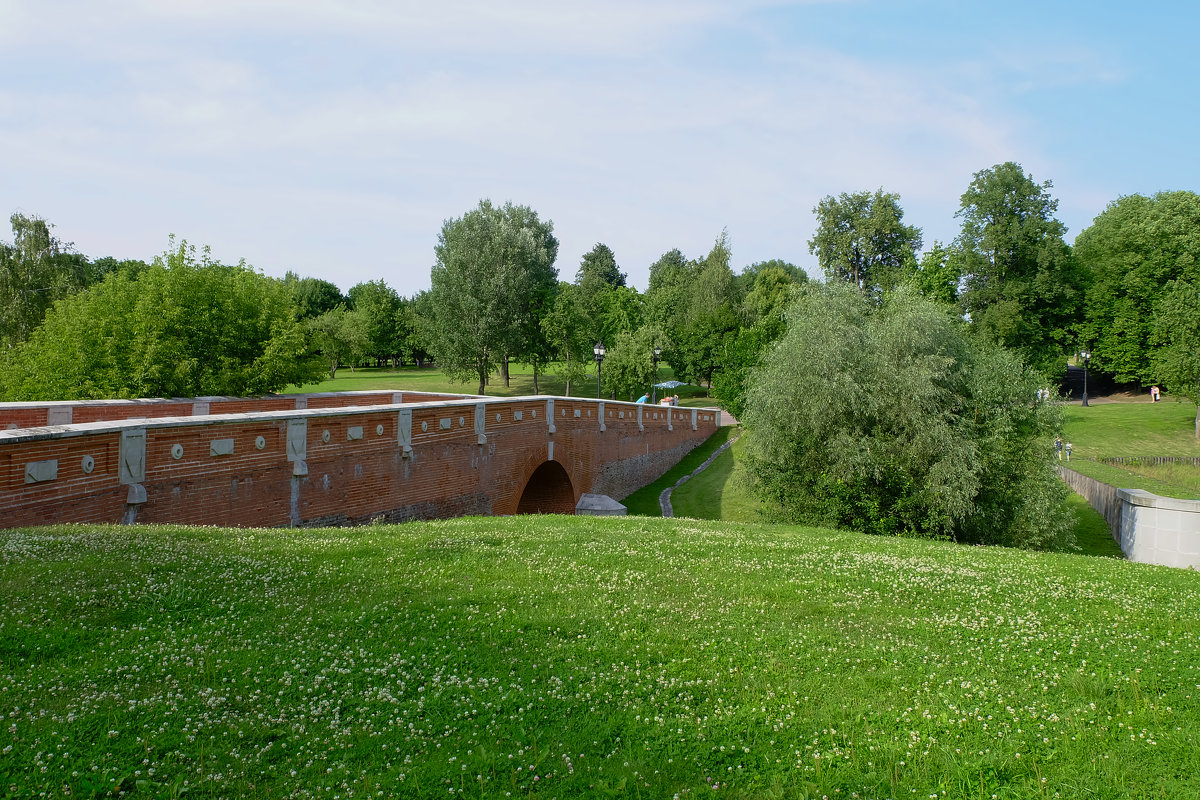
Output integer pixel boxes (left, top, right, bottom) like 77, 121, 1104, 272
2, 0, 1196, 295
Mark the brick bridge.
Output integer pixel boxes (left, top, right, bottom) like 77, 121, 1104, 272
0, 391, 720, 528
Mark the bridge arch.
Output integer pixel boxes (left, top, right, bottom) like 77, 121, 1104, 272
516, 460, 576, 515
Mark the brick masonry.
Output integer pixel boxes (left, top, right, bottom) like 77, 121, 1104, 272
1, 394, 719, 528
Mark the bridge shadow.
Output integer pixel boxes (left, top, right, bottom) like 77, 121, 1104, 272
516, 461, 576, 514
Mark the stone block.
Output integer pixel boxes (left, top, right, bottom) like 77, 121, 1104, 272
24, 459, 58, 483
575, 493, 627, 516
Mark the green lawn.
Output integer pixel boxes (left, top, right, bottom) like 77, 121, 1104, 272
1063, 401, 1200, 460
4, 519, 1198, 799
286, 363, 720, 405
1062, 400, 1200, 499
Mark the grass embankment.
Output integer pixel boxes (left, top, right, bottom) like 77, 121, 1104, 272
663, 431, 1124, 557
621, 426, 737, 515
3, 519, 1198, 799
1062, 401, 1200, 500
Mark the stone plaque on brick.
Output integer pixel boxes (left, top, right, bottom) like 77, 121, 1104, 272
119, 428, 146, 485
24, 459, 58, 484
474, 403, 487, 445
347, 426, 364, 441
397, 409, 413, 457
210, 438, 235, 456
287, 419, 307, 461
46, 407, 73, 425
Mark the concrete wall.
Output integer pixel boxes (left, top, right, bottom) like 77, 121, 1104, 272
1118, 489, 1200, 569
1059, 466, 1200, 569
0, 394, 719, 529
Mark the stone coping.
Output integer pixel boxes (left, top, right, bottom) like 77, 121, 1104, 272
1118, 488, 1200, 513
0, 395, 722, 443
0, 389, 479, 410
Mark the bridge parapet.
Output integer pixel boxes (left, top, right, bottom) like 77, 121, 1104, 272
1, 394, 719, 528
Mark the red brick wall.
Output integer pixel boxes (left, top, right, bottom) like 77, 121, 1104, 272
1, 396, 719, 528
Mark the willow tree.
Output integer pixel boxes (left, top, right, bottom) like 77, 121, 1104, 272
744, 283, 1071, 550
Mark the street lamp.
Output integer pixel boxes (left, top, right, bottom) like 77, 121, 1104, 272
1080, 350, 1091, 407
651, 346, 662, 403
593, 342, 606, 399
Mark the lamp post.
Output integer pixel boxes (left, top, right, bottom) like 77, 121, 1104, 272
593, 342, 606, 399
1080, 350, 1091, 407
651, 346, 662, 403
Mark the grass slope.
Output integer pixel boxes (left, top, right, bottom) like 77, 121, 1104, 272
3, 519, 1197, 799
669, 433, 761, 522
1063, 402, 1200, 500
621, 427, 736, 515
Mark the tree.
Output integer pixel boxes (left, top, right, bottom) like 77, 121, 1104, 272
540, 282, 591, 395
1075, 191, 1200, 385
348, 279, 403, 367
403, 293, 434, 367
643, 248, 689, 334
286, 272, 346, 319
0, 239, 323, 400
664, 232, 741, 389
602, 326, 662, 401
956, 162, 1084, 377
743, 282, 1072, 550
575, 243, 626, 294
1152, 280, 1200, 437
809, 189, 922, 300
713, 264, 806, 418
306, 306, 370, 379
900, 242, 962, 305
0, 213, 91, 348
426, 200, 558, 394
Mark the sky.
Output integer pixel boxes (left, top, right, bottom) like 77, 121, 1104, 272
2, 0, 1197, 296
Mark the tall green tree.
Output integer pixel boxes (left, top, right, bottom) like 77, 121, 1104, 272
665, 232, 741, 389
743, 283, 1071, 550
0, 213, 91, 348
713, 264, 807, 419
602, 326, 663, 401
900, 242, 962, 305
809, 189, 922, 300
575, 243, 626, 294
426, 200, 558, 394
1075, 191, 1200, 385
285, 272, 346, 319
0, 239, 322, 399
1152, 280, 1200, 437
643, 248, 690, 334
956, 162, 1084, 377
540, 282, 591, 395
306, 305, 370, 379
348, 279, 404, 367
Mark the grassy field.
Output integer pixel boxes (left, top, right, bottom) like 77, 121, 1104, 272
1062, 401, 1200, 500
287, 363, 718, 405
3, 518, 1197, 799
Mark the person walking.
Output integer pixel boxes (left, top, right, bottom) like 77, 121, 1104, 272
1054, 437, 1063, 460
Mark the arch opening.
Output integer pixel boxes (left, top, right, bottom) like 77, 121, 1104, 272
516, 461, 575, 515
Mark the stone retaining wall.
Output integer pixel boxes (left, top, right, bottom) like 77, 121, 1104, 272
1059, 466, 1200, 569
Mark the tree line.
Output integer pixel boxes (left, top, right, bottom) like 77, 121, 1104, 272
2, 161, 1198, 425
